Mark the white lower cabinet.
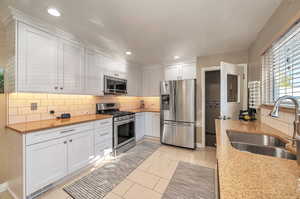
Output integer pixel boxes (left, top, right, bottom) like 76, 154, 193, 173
67, 130, 94, 173
135, 113, 145, 141
152, 113, 161, 138
144, 112, 160, 138
25, 119, 113, 196
26, 137, 68, 195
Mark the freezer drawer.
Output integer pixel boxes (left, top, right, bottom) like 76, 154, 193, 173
161, 121, 196, 149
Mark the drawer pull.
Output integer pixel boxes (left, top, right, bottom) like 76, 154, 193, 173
60, 129, 75, 134
99, 132, 109, 136
69, 139, 73, 142
99, 122, 111, 125
63, 141, 67, 144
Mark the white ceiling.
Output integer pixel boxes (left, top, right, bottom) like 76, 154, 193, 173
0, 0, 281, 66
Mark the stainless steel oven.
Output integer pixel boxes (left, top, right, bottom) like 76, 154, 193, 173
104, 75, 127, 95
114, 114, 136, 153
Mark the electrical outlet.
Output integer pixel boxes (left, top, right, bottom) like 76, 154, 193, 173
31, 103, 38, 111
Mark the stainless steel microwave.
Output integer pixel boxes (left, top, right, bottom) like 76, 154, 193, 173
104, 75, 127, 95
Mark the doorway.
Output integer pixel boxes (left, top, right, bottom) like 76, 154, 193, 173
204, 70, 220, 147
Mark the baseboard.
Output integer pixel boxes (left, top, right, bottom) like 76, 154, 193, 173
143, 136, 160, 142
196, 143, 205, 148
0, 182, 8, 193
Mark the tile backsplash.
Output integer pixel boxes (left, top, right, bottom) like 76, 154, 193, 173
260, 107, 294, 137
7, 93, 160, 124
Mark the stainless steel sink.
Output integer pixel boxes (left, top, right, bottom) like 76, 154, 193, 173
230, 142, 296, 160
226, 131, 296, 160
227, 130, 286, 148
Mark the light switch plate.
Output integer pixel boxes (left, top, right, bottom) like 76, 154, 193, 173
31, 103, 38, 111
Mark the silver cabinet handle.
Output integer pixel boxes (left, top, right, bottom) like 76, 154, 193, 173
63, 141, 67, 144
99, 122, 111, 125
99, 132, 109, 136
60, 129, 75, 134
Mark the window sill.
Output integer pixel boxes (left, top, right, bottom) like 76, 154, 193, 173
260, 104, 297, 114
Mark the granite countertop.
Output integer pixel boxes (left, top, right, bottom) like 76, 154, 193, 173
121, 108, 160, 113
215, 120, 300, 199
6, 114, 112, 134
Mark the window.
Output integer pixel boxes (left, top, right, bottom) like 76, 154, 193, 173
262, 22, 300, 105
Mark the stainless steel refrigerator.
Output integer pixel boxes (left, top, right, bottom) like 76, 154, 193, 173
160, 79, 196, 149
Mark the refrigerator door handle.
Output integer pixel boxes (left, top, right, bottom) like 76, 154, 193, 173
173, 81, 176, 121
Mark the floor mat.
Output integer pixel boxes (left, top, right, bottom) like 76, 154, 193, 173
163, 161, 216, 199
63, 141, 161, 199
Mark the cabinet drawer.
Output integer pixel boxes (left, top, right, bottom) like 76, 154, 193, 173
95, 141, 112, 156
94, 118, 112, 128
95, 128, 112, 144
26, 122, 94, 146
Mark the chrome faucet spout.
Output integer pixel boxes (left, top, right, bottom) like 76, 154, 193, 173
270, 96, 300, 144
269, 95, 300, 165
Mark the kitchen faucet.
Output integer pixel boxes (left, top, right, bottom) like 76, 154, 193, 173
269, 95, 300, 164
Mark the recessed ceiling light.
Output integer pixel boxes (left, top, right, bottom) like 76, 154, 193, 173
47, 8, 61, 17
125, 51, 132, 55
174, 56, 180, 60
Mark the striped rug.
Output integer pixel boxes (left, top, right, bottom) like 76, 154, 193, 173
163, 161, 216, 199
63, 141, 160, 199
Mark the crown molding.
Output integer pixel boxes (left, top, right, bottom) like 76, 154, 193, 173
3, 7, 80, 44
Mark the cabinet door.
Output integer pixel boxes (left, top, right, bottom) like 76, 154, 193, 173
67, 130, 94, 173
18, 23, 59, 92
60, 39, 85, 94
143, 68, 164, 96
144, 112, 153, 136
127, 66, 141, 96
181, 63, 196, 79
85, 50, 101, 95
26, 137, 68, 195
152, 113, 161, 138
135, 113, 145, 141
165, 65, 179, 81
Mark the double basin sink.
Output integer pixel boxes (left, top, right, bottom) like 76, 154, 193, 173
227, 131, 296, 160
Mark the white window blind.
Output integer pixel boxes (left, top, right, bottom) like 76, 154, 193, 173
262, 22, 300, 105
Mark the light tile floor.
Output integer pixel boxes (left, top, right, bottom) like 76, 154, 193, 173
0, 140, 216, 199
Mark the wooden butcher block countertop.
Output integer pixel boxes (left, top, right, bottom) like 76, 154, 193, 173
6, 114, 112, 134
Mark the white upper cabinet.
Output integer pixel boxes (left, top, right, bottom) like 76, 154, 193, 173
164, 62, 196, 81
165, 65, 180, 81
127, 65, 142, 96
101, 56, 128, 79
142, 67, 164, 96
59, 39, 85, 94
85, 50, 102, 95
18, 22, 59, 92
182, 63, 196, 79
7, 19, 138, 95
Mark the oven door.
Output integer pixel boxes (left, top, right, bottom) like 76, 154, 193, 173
114, 118, 135, 148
